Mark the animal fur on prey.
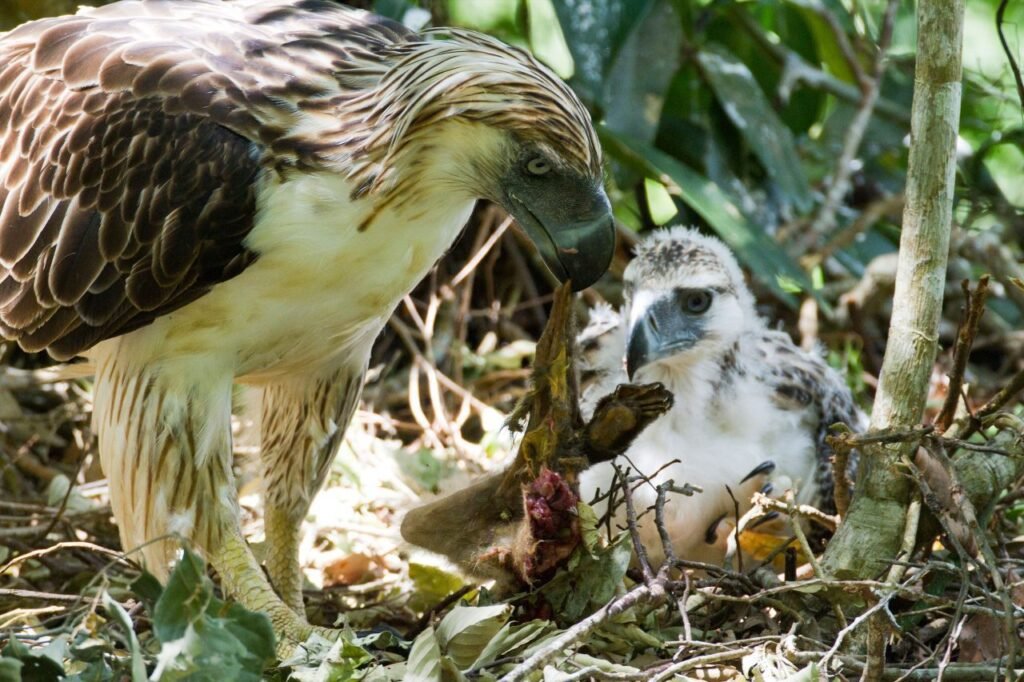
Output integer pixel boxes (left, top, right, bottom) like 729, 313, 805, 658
578, 226, 864, 569
401, 284, 672, 592
0, 0, 615, 649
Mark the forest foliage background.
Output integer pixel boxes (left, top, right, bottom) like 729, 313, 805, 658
0, 0, 1023, 680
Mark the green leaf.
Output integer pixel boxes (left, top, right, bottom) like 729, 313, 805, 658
550, 0, 656, 104
576, 501, 601, 555
149, 549, 274, 680
599, 128, 811, 307
153, 548, 212, 642
540, 532, 632, 622
0, 659, 22, 682
602, 0, 683, 144
435, 604, 511, 669
407, 563, 467, 614
405, 628, 443, 682
698, 45, 812, 212
285, 633, 374, 682
785, 0, 859, 84
468, 620, 553, 671
0, 638, 64, 681
102, 593, 147, 682
129, 571, 164, 613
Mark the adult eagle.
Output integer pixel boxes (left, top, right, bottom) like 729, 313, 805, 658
578, 227, 861, 567
0, 0, 614, 645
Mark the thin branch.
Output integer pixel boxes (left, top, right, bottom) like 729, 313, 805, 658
497, 582, 666, 682
997, 0, 1024, 111
809, 0, 900, 240
936, 277, 990, 431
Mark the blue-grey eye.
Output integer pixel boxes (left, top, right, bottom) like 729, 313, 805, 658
685, 291, 712, 314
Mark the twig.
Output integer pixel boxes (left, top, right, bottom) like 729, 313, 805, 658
0, 588, 83, 602
408, 585, 475, 638
619, 466, 655, 584
648, 648, 754, 681
997, 0, 1024, 111
497, 582, 666, 682
936, 277, 990, 431
809, 0, 897, 242
751, 491, 839, 532
451, 217, 513, 286
952, 368, 1024, 439
927, 442, 1018, 680
0, 541, 127, 576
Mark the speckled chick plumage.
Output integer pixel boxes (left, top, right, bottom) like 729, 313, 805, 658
578, 226, 864, 566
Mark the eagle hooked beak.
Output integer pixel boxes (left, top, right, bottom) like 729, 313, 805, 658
626, 294, 706, 379
502, 182, 615, 291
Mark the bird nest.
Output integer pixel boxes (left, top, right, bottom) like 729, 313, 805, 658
0, 210, 1022, 680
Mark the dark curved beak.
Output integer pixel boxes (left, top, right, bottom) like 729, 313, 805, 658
505, 187, 615, 291
626, 296, 704, 379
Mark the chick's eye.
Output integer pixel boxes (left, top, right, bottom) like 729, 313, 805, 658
525, 157, 551, 176
684, 291, 712, 314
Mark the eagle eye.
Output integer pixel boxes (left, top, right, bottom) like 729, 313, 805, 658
525, 157, 552, 176
683, 290, 712, 314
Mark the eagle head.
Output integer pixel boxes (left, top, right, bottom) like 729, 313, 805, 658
341, 29, 614, 290
491, 140, 612, 291
622, 226, 757, 379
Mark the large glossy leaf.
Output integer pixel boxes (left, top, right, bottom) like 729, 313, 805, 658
405, 628, 443, 682
550, 0, 657, 104
435, 604, 511, 669
602, 0, 683, 143
600, 127, 812, 307
698, 45, 813, 213
784, 0, 861, 84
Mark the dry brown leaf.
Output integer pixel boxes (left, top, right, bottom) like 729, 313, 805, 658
322, 552, 377, 587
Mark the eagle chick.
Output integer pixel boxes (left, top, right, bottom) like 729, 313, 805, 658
578, 226, 864, 567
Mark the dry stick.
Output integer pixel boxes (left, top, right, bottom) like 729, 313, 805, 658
654, 480, 699, 641
0, 541, 126, 576
809, 0, 900, 240
619, 467, 656, 585
901, 449, 993, 678
751, 491, 839, 531
927, 442, 1019, 679
497, 582, 666, 682
648, 648, 755, 682
451, 216, 512, 287
782, 490, 848, 630
936, 277, 990, 432
951, 368, 1024, 440
831, 432, 855, 519
997, 0, 1024, 111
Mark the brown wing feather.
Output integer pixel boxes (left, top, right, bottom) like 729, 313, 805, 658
0, 18, 273, 359
0, 0, 416, 360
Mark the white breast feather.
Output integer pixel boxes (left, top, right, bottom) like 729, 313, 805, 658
578, 332, 824, 567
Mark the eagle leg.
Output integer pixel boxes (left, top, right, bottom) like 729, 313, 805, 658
209, 532, 337, 655
259, 364, 366, 613
92, 351, 343, 654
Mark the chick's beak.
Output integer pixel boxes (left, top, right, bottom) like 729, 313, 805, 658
626, 296, 703, 379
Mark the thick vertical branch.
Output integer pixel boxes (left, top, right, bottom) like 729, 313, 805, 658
822, 0, 964, 580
